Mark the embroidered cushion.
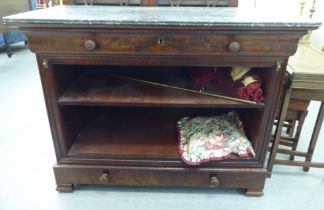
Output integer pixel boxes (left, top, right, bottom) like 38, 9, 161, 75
177, 111, 255, 165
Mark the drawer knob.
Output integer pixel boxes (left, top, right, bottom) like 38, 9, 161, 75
84, 40, 96, 51
210, 176, 219, 187
99, 172, 109, 183
228, 41, 241, 53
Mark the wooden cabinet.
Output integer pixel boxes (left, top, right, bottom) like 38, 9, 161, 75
3, 5, 320, 196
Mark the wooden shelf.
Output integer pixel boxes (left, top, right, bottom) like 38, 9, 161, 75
58, 71, 265, 108
68, 111, 180, 159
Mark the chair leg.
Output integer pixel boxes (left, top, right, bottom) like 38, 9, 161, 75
288, 120, 297, 137
303, 102, 324, 172
286, 121, 291, 134
267, 88, 291, 177
2, 32, 12, 58
289, 110, 308, 161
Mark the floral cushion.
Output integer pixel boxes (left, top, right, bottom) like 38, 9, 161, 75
177, 111, 255, 165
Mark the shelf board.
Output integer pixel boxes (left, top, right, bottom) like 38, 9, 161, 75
58, 71, 265, 108
68, 112, 180, 159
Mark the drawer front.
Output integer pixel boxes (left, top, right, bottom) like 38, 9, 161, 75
54, 165, 266, 189
27, 30, 299, 57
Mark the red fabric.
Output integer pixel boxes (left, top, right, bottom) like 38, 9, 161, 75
214, 69, 265, 104
188, 67, 216, 84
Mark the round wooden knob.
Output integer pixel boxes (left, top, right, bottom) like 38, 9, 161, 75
228, 41, 241, 53
210, 176, 219, 187
99, 172, 109, 183
84, 40, 96, 51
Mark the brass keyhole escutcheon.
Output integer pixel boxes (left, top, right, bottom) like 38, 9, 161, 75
99, 172, 109, 183
157, 38, 165, 45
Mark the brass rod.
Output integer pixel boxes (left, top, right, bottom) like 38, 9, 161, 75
107, 74, 258, 105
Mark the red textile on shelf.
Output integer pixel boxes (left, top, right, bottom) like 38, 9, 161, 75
214, 69, 265, 104
188, 67, 216, 84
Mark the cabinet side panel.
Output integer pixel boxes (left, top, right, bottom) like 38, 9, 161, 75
36, 57, 84, 158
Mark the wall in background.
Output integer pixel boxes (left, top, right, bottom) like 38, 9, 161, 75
240, 0, 323, 51
239, 0, 300, 12
308, 0, 324, 50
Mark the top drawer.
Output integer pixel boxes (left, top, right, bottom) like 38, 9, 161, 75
26, 30, 299, 57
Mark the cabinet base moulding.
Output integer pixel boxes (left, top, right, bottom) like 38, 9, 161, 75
54, 164, 267, 196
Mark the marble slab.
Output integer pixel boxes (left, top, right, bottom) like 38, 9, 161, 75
3, 5, 321, 28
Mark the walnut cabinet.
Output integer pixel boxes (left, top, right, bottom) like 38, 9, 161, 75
3, 6, 320, 196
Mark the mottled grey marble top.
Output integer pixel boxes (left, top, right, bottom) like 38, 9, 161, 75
3, 5, 321, 28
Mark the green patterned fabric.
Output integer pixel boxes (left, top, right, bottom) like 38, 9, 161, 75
177, 111, 255, 165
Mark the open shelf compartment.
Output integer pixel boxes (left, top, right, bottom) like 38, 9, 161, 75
67, 108, 180, 159
57, 66, 266, 108
58, 106, 261, 165
49, 64, 276, 166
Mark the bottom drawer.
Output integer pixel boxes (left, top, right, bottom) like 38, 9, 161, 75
54, 164, 266, 196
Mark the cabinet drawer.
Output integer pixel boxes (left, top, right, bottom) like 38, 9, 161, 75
27, 30, 298, 57
54, 164, 266, 189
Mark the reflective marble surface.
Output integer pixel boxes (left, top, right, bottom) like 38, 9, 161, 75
3, 5, 321, 28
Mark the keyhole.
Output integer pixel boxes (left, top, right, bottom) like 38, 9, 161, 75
157, 38, 165, 45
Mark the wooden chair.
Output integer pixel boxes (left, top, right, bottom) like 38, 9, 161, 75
267, 44, 324, 177
271, 98, 310, 161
